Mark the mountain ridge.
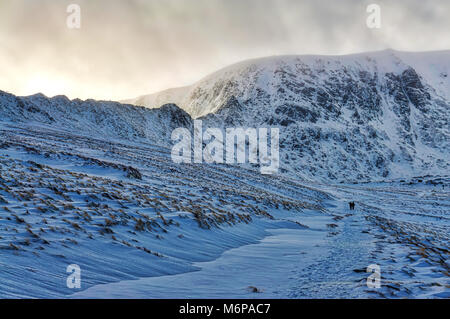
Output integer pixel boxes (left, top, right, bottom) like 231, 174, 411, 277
1, 50, 449, 182
126, 49, 450, 117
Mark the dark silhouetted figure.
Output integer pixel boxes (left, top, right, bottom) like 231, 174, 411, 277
349, 202, 355, 210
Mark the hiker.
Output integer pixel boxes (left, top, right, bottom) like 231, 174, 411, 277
349, 201, 355, 210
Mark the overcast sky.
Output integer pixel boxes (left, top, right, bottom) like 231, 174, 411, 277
0, 0, 449, 100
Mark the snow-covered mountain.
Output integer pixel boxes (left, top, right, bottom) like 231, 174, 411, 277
1, 50, 449, 182
126, 50, 450, 182
0, 90, 192, 145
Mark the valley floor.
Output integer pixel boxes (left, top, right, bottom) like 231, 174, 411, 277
0, 122, 448, 298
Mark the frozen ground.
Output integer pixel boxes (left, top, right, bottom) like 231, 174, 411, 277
0, 122, 448, 298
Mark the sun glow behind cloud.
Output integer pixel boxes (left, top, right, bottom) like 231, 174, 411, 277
0, 0, 449, 101
23, 74, 70, 98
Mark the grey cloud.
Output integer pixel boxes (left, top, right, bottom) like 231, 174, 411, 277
0, 0, 448, 100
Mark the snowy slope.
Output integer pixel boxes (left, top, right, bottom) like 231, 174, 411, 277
0, 122, 448, 298
0, 122, 333, 298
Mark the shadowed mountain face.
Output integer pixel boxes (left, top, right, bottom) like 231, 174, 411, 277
1, 50, 449, 182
